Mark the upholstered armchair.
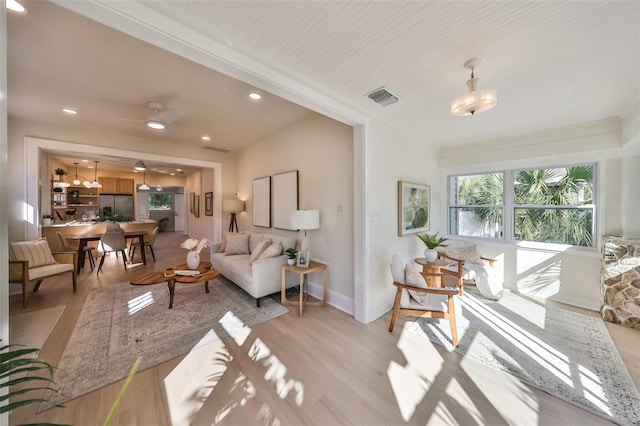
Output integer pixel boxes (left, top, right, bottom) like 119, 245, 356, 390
8, 238, 77, 308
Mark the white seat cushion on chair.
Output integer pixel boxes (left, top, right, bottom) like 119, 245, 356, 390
28, 263, 75, 280
403, 263, 448, 311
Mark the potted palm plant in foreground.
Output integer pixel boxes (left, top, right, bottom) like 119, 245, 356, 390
416, 232, 448, 262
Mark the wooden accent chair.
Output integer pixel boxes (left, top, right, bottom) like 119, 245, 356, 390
388, 255, 460, 347
8, 238, 77, 308
129, 225, 159, 263
57, 230, 96, 271
437, 245, 497, 296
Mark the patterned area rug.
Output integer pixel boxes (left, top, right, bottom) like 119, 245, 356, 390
408, 287, 640, 425
39, 278, 288, 411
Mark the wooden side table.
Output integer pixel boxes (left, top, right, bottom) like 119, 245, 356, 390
281, 260, 328, 317
414, 258, 450, 288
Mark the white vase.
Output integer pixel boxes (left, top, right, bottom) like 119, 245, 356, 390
186, 251, 200, 270
424, 248, 438, 263
287, 258, 296, 266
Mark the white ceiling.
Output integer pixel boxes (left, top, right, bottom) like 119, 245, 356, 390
7, 1, 640, 172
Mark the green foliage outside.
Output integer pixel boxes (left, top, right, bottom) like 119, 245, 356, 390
149, 194, 172, 211
457, 166, 594, 246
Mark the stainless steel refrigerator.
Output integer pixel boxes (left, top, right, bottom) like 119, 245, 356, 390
100, 194, 134, 219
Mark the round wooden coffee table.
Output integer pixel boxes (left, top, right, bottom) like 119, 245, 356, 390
130, 261, 220, 309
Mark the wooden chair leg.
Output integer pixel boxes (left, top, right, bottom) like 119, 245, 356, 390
87, 250, 95, 270
72, 268, 77, 293
130, 245, 137, 262
22, 278, 28, 308
33, 279, 44, 292
448, 294, 459, 347
121, 250, 128, 269
389, 288, 403, 332
149, 245, 155, 262
97, 254, 106, 275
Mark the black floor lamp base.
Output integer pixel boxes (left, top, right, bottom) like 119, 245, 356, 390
228, 212, 239, 233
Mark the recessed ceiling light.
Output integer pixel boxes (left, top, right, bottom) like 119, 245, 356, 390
176, 168, 182, 172
201, 136, 211, 141
170, 173, 175, 176
249, 92, 262, 100
81, 159, 89, 162
6, 0, 28, 13
62, 108, 78, 115
146, 120, 166, 130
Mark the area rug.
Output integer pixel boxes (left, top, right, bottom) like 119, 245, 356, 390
407, 288, 640, 425
39, 278, 289, 411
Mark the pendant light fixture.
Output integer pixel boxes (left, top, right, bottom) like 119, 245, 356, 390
450, 58, 497, 116
139, 170, 150, 191
134, 160, 146, 171
72, 162, 81, 185
90, 161, 103, 188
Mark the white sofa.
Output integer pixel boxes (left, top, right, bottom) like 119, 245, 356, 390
211, 231, 298, 307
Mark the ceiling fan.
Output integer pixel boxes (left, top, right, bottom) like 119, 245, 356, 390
142, 101, 184, 131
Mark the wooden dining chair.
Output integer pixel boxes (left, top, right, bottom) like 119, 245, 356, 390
129, 226, 158, 263
388, 255, 460, 347
57, 230, 95, 271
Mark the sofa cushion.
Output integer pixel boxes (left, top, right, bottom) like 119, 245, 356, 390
262, 233, 296, 251
250, 239, 272, 264
225, 233, 250, 255
29, 263, 75, 280
9, 238, 57, 268
249, 233, 265, 254
218, 232, 243, 253
258, 241, 282, 260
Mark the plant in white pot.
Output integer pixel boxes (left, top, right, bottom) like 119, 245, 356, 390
416, 232, 448, 263
285, 248, 298, 266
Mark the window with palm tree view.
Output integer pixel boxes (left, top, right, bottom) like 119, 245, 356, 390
448, 165, 596, 247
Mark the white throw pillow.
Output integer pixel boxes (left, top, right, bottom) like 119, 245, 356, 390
249, 239, 272, 264
439, 245, 483, 265
224, 233, 250, 255
9, 238, 57, 268
405, 263, 429, 305
258, 241, 282, 260
219, 232, 243, 253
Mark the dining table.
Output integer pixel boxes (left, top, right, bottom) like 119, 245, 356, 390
72, 230, 148, 273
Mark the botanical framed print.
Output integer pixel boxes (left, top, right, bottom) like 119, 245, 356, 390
190, 192, 195, 214
204, 192, 213, 216
398, 181, 430, 236
296, 250, 310, 268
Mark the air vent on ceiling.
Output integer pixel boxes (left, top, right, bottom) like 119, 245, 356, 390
366, 87, 399, 107
202, 145, 231, 153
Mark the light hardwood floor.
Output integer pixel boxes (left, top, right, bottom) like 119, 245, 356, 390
8, 231, 640, 425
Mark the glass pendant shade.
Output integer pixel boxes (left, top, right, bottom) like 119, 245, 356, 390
139, 170, 150, 190
90, 161, 103, 188
451, 59, 497, 116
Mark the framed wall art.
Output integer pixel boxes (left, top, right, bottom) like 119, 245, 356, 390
252, 176, 271, 227
272, 170, 298, 230
204, 192, 213, 216
194, 195, 200, 218
398, 181, 430, 236
190, 192, 195, 214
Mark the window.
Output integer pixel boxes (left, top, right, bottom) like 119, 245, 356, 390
149, 193, 172, 211
448, 164, 596, 247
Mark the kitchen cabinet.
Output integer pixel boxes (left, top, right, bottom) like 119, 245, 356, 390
98, 177, 134, 194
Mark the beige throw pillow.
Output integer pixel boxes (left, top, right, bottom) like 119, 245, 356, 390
224, 233, 250, 255
249, 239, 272, 264
439, 245, 483, 265
9, 238, 57, 268
258, 241, 282, 260
405, 263, 429, 305
219, 232, 242, 253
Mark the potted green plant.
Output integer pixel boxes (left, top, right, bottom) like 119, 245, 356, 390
53, 168, 66, 181
285, 248, 298, 266
416, 232, 448, 262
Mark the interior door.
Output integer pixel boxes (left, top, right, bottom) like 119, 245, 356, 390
174, 193, 185, 232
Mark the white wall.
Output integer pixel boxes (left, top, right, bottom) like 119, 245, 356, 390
235, 114, 355, 312
365, 120, 442, 321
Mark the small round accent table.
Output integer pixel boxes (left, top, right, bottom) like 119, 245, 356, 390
414, 258, 450, 288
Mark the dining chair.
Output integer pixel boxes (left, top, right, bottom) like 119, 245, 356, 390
57, 230, 95, 271
97, 228, 128, 274
129, 225, 159, 263
388, 255, 460, 347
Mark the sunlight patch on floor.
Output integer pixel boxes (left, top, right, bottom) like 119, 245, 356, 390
127, 291, 154, 314
164, 311, 305, 425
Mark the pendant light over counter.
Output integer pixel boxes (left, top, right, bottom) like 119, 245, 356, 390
139, 169, 150, 191
90, 161, 102, 188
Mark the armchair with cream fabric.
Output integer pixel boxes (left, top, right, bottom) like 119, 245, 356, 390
388, 255, 459, 347
437, 245, 497, 296
8, 238, 77, 308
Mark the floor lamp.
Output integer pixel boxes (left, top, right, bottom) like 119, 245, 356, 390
223, 199, 245, 233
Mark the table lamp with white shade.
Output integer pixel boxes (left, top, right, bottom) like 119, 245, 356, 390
223, 198, 245, 232
291, 210, 320, 253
